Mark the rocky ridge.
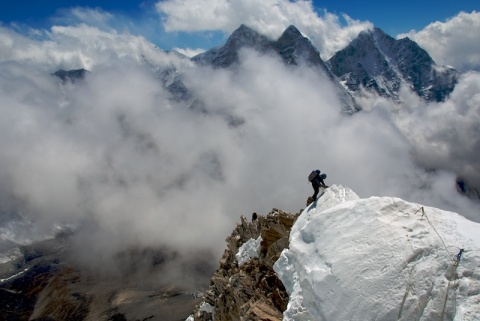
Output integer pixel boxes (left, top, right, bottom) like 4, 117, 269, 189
188, 209, 300, 321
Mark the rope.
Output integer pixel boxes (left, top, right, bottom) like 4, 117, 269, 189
440, 262, 459, 321
419, 207, 452, 257
413, 207, 464, 320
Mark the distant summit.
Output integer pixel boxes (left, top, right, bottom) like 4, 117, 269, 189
275, 25, 330, 75
192, 24, 275, 68
327, 28, 458, 102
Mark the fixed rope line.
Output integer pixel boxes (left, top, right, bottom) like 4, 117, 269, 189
414, 206, 457, 320
440, 262, 459, 321
419, 207, 452, 257
411, 207, 480, 320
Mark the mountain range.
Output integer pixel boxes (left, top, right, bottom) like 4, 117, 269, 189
189, 24, 458, 111
53, 24, 459, 114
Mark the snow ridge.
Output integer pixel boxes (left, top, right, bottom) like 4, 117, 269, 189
275, 185, 480, 321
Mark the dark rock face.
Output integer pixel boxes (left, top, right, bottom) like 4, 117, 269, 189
52, 69, 89, 83
327, 28, 459, 102
193, 24, 328, 72
275, 25, 330, 76
0, 262, 57, 321
192, 24, 276, 68
189, 209, 300, 321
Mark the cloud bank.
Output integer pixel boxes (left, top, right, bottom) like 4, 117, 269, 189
1, 7, 480, 284
398, 11, 480, 71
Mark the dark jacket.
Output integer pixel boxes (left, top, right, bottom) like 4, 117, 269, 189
311, 172, 326, 188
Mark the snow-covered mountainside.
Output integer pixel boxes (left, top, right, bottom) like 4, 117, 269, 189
327, 28, 459, 102
275, 185, 480, 321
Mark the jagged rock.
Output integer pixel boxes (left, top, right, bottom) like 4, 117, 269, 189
245, 299, 283, 321
306, 196, 315, 206
189, 209, 298, 321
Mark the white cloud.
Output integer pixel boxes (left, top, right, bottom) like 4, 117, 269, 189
61, 6, 114, 26
0, 23, 190, 71
156, 0, 372, 59
172, 47, 205, 57
395, 72, 480, 190
398, 11, 480, 71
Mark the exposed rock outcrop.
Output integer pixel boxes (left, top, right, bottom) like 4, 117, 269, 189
189, 209, 300, 321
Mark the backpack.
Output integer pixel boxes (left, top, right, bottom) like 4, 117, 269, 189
308, 170, 320, 182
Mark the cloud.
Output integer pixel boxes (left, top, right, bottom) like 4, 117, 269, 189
1, 18, 480, 285
156, 0, 372, 59
0, 22, 190, 71
52, 6, 114, 27
398, 11, 480, 71
172, 47, 205, 57
395, 72, 480, 191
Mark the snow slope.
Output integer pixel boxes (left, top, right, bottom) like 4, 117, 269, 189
274, 185, 480, 321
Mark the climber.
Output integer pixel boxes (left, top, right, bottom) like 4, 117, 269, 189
308, 169, 327, 201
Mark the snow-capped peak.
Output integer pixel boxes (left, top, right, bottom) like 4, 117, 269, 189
327, 27, 458, 102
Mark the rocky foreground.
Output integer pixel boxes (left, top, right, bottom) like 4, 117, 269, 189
189, 209, 300, 321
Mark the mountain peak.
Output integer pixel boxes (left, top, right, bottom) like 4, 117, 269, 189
281, 25, 303, 38
328, 27, 458, 102
191, 24, 274, 67
225, 24, 272, 49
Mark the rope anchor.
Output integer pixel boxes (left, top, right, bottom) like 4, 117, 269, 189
453, 249, 464, 266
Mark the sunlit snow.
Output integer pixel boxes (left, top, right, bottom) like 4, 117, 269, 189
274, 185, 480, 321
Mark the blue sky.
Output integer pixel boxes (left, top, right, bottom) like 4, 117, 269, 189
0, 0, 478, 52
315, 0, 479, 35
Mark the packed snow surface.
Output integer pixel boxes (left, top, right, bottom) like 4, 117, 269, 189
236, 236, 262, 266
274, 185, 480, 321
